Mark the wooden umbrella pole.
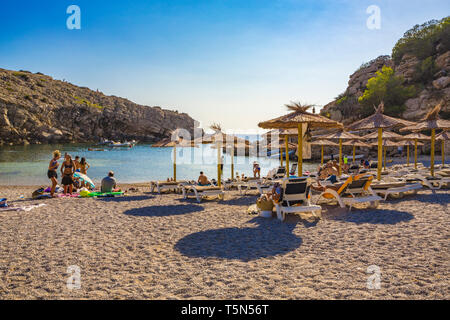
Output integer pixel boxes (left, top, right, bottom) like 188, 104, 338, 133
231, 146, 234, 180
217, 143, 221, 186
414, 139, 418, 169
442, 140, 445, 166
407, 144, 410, 166
383, 146, 386, 171
285, 135, 289, 177
338, 138, 342, 176
280, 144, 283, 167
431, 129, 435, 176
173, 145, 177, 181
377, 128, 382, 181
321, 145, 324, 166
298, 123, 303, 176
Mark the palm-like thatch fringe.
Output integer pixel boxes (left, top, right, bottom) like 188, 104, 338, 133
402, 133, 431, 140
362, 130, 403, 140
436, 131, 449, 141
258, 101, 343, 129
341, 139, 371, 147
400, 100, 450, 132
310, 139, 338, 146
348, 101, 416, 130
209, 123, 222, 132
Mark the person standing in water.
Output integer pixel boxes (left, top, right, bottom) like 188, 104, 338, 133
47, 150, 61, 197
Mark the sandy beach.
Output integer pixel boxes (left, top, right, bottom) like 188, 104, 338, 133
0, 183, 448, 300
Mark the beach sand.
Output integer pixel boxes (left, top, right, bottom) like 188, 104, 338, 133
0, 184, 448, 299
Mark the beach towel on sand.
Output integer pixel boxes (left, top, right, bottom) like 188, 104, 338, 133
0, 203, 46, 212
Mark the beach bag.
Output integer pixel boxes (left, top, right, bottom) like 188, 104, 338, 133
256, 197, 274, 211
0, 198, 7, 208
32, 187, 45, 199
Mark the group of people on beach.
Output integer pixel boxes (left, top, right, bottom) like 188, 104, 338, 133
47, 150, 91, 197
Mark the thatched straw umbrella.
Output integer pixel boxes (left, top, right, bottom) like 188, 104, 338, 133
258, 102, 343, 176
311, 139, 338, 166
261, 129, 298, 167
362, 130, 403, 140
319, 131, 361, 175
151, 136, 198, 181
347, 102, 416, 180
401, 133, 430, 168
342, 139, 371, 163
370, 139, 402, 171
193, 123, 250, 185
400, 102, 450, 175
436, 131, 449, 166
398, 140, 424, 166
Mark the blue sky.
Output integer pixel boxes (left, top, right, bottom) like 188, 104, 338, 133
0, 0, 448, 130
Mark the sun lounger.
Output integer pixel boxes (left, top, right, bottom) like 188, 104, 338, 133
150, 180, 187, 194
405, 174, 449, 192
372, 182, 422, 200
316, 174, 382, 211
181, 185, 225, 203
275, 177, 322, 221
266, 166, 286, 180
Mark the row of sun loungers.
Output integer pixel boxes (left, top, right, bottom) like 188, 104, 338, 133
148, 163, 447, 219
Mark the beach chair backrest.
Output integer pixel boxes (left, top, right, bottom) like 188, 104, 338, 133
281, 177, 309, 206
275, 166, 286, 178
290, 163, 297, 175
346, 175, 373, 195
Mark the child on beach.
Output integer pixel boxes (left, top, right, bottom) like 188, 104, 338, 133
47, 150, 61, 197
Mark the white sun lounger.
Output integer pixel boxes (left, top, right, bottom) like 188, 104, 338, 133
373, 183, 422, 200
275, 177, 322, 221
150, 180, 187, 194
181, 185, 225, 203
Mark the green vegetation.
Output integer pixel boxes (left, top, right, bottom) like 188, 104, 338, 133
414, 56, 437, 82
73, 96, 104, 110
392, 16, 450, 64
24, 94, 32, 101
335, 95, 348, 105
12, 71, 30, 81
358, 66, 416, 117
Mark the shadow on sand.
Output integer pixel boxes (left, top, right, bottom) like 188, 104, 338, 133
331, 209, 414, 225
123, 204, 204, 217
410, 192, 450, 204
175, 217, 302, 261
96, 195, 154, 202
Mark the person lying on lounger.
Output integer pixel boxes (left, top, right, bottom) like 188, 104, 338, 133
198, 172, 211, 186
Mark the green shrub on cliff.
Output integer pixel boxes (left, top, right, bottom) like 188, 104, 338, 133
392, 16, 450, 64
358, 66, 416, 117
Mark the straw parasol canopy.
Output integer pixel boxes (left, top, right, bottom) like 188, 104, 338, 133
399, 140, 424, 146
258, 102, 343, 176
266, 141, 298, 150
436, 131, 449, 166
258, 103, 344, 129
362, 130, 403, 140
319, 130, 362, 174
311, 139, 338, 146
402, 133, 431, 141
346, 102, 416, 180
311, 139, 338, 165
370, 140, 402, 147
399, 132, 430, 168
400, 101, 449, 175
348, 102, 416, 131
342, 139, 371, 147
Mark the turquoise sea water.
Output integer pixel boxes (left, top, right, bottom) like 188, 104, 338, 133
0, 143, 320, 186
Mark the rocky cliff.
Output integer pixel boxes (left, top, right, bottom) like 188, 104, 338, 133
322, 18, 450, 124
0, 68, 199, 145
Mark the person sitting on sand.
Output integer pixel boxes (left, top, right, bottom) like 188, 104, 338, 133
101, 171, 117, 193
253, 162, 261, 178
47, 150, 61, 197
198, 171, 211, 186
61, 154, 75, 195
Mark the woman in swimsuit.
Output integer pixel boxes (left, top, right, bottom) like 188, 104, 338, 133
79, 157, 90, 188
48, 150, 61, 197
61, 154, 75, 195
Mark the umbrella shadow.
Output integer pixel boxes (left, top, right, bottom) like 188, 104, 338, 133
331, 209, 414, 225
175, 217, 302, 261
123, 204, 204, 217
96, 195, 154, 202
